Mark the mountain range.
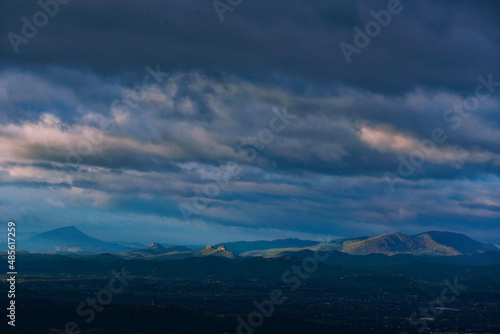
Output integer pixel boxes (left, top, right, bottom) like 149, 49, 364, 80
13, 226, 499, 258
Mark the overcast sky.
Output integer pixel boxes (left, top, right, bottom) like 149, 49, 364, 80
1, 0, 499, 245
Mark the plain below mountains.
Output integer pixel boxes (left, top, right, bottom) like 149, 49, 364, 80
14, 226, 499, 259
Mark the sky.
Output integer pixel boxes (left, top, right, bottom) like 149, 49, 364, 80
0, 0, 499, 245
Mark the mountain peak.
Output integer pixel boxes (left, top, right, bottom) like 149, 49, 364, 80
54, 225, 82, 232
193, 245, 236, 259
148, 242, 168, 253
35, 225, 89, 240
22, 226, 133, 254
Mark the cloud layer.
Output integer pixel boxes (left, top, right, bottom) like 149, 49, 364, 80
0, 0, 499, 244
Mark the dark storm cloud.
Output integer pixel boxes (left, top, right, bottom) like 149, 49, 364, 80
1, 0, 499, 94
1, 67, 499, 181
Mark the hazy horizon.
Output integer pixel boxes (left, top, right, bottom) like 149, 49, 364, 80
9, 224, 500, 249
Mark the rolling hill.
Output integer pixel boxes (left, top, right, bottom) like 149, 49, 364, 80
122, 243, 193, 259
120, 244, 236, 260
414, 231, 499, 255
213, 238, 319, 254
338, 232, 499, 256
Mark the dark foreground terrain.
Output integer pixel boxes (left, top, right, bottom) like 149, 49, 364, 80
1, 251, 500, 334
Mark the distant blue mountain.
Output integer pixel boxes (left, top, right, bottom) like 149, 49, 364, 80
19, 226, 136, 254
